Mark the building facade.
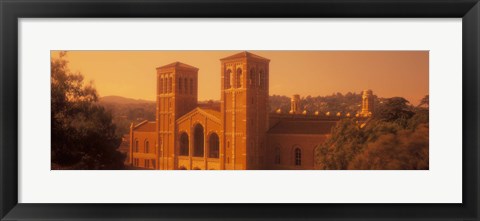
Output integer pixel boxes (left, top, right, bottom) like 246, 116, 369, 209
129, 51, 373, 170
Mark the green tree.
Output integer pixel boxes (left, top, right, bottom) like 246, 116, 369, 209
315, 119, 366, 169
374, 97, 415, 128
315, 95, 429, 170
348, 124, 429, 170
51, 52, 125, 169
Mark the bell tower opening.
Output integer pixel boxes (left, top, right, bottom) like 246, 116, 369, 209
220, 51, 270, 170
156, 62, 199, 169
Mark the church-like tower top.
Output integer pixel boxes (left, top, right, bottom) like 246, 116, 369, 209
220, 51, 270, 62
156, 61, 199, 71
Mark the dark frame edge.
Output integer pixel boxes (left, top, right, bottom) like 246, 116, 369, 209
0, 0, 19, 220
463, 2, 480, 221
1, 0, 479, 220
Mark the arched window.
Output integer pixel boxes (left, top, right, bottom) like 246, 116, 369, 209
168, 77, 172, 93
249, 68, 256, 87
159, 78, 163, 94
225, 69, 231, 89
275, 146, 281, 164
236, 68, 243, 88
178, 77, 182, 93
190, 78, 194, 95
135, 139, 139, 152
193, 124, 204, 157
209, 133, 220, 158
184, 78, 188, 94
294, 148, 301, 166
145, 140, 150, 153
259, 70, 265, 89
163, 77, 167, 94
179, 133, 189, 156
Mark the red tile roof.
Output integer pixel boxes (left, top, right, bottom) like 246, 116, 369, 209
156, 62, 199, 70
220, 51, 270, 61
268, 120, 337, 135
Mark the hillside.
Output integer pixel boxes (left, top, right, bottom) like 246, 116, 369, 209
100, 95, 155, 104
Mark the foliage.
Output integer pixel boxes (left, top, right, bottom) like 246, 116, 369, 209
315, 95, 429, 170
51, 52, 125, 169
373, 97, 415, 128
100, 102, 156, 137
349, 124, 429, 170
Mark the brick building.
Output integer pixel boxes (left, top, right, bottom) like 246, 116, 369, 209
129, 51, 372, 170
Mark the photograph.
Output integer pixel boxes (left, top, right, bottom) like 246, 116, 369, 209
51, 50, 429, 170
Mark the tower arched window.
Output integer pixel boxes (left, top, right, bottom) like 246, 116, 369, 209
225, 69, 231, 89
163, 77, 167, 94
236, 68, 243, 88
179, 133, 189, 156
275, 146, 281, 164
190, 78, 194, 95
159, 78, 163, 94
249, 68, 256, 88
178, 77, 182, 93
184, 78, 188, 94
168, 77, 172, 93
294, 148, 301, 166
135, 139, 139, 152
145, 140, 150, 153
193, 124, 204, 157
208, 133, 220, 158
259, 70, 265, 89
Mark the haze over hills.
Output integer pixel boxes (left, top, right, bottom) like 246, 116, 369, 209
100, 95, 155, 104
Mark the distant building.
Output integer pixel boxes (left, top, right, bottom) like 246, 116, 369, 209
360, 89, 374, 117
129, 51, 373, 170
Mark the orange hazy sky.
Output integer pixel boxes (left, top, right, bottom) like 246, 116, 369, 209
51, 51, 428, 105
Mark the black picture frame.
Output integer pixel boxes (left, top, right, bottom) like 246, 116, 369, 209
1, 0, 479, 220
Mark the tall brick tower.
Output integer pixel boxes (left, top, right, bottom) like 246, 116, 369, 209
220, 52, 270, 170
156, 62, 198, 169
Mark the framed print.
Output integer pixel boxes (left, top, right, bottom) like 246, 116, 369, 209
1, 0, 479, 220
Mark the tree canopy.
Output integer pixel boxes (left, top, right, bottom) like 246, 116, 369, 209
51, 52, 125, 169
315, 95, 429, 170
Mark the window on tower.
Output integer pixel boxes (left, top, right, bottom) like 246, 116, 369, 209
184, 78, 188, 94
168, 77, 172, 93
178, 77, 182, 93
159, 78, 163, 94
259, 70, 265, 89
190, 78, 193, 95
236, 68, 243, 88
163, 77, 167, 94
225, 69, 231, 89
249, 68, 256, 88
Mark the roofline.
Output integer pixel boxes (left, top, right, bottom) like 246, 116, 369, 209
156, 61, 199, 70
176, 107, 221, 124
220, 51, 270, 62
133, 120, 156, 130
